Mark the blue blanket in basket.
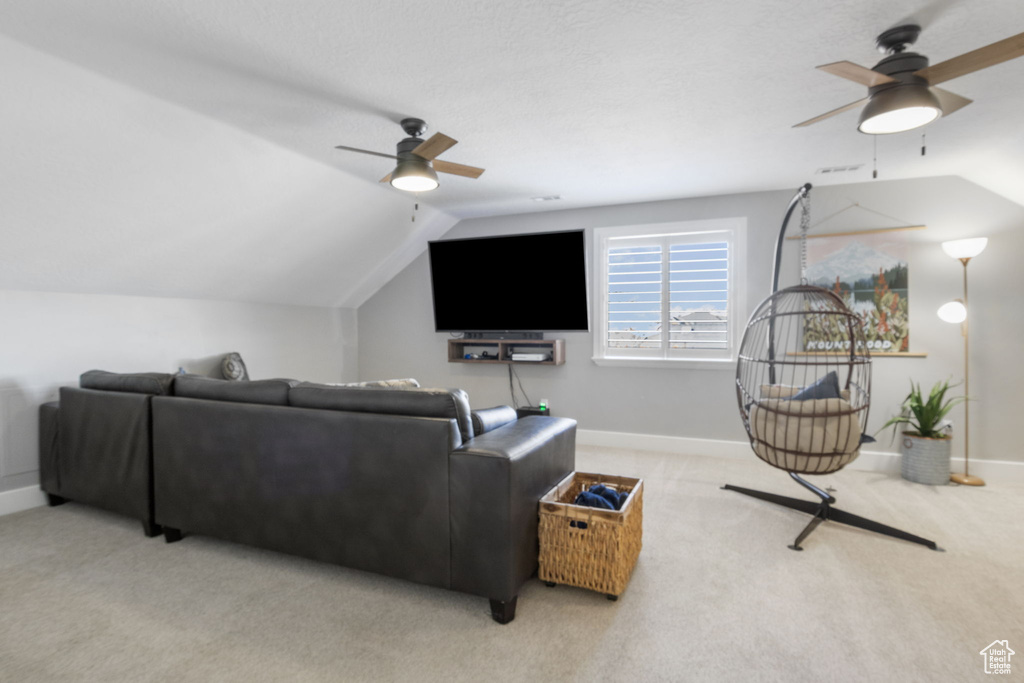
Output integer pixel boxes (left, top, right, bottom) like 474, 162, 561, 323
574, 484, 627, 510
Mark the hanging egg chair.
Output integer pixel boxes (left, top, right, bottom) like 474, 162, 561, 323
736, 285, 871, 475
722, 184, 940, 552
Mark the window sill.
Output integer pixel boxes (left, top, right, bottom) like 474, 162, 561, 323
591, 356, 736, 370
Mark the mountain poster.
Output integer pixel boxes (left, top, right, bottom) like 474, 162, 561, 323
802, 231, 910, 353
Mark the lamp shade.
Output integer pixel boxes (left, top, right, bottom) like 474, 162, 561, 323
941, 237, 988, 260
937, 299, 967, 324
857, 85, 942, 135
390, 158, 439, 192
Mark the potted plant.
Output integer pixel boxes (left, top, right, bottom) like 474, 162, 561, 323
879, 379, 966, 485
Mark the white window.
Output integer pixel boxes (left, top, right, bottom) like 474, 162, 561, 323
592, 218, 746, 368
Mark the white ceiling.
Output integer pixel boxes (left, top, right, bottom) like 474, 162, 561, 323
2, 0, 1023, 306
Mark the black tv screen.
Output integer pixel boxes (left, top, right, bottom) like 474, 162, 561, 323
428, 230, 589, 332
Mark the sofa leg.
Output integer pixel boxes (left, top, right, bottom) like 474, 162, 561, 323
46, 493, 67, 507
163, 527, 183, 543
142, 520, 163, 538
489, 596, 518, 624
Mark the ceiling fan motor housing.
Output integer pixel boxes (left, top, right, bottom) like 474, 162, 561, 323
868, 51, 930, 97
396, 137, 427, 160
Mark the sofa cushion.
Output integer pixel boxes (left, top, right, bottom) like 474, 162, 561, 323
471, 405, 518, 435
289, 383, 474, 441
174, 374, 295, 406
327, 378, 421, 389
80, 370, 175, 396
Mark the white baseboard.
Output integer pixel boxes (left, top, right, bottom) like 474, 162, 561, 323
576, 429, 1024, 485
0, 486, 47, 517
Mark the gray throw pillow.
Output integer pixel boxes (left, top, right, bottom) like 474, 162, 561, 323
221, 352, 249, 381
788, 371, 842, 401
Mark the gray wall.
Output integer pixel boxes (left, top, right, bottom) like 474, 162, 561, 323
358, 176, 1024, 464
0, 291, 357, 494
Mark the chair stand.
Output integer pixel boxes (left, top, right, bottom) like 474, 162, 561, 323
722, 472, 942, 552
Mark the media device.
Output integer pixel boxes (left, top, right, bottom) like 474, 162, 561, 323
510, 353, 550, 362
428, 230, 589, 334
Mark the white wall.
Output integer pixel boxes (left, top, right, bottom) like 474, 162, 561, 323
0, 34, 457, 310
0, 290, 356, 493
358, 176, 1024, 465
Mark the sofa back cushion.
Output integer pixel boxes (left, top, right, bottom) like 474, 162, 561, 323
289, 383, 474, 441
174, 374, 295, 406
80, 370, 175, 396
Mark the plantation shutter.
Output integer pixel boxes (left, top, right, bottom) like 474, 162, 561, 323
668, 241, 729, 350
595, 221, 743, 364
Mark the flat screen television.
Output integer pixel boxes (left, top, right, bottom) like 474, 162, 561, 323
428, 230, 589, 333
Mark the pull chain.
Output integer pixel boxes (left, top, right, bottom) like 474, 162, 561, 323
412, 195, 419, 222
872, 136, 878, 179
921, 132, 926, 156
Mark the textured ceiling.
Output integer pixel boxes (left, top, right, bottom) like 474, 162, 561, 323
2, 0, 1023, 305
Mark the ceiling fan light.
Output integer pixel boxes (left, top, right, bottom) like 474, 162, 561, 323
390, 158, 439, 192
857, 85, 942, 134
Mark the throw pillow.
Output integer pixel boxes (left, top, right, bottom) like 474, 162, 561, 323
788, 371, 842, 401
221, 352, 249, 381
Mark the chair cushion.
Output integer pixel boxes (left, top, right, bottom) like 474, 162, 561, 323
289, 383, 474, 442
173, 374, 295, 406
749, 397, 861, 473
80, 370, 175, 396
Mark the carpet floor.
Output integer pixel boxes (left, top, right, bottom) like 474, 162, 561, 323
1, 445, 1021, 682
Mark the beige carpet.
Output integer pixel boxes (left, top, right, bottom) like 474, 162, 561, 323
1, 445, 1021, 682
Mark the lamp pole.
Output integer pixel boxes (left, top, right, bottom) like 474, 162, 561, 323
951, 256, 984, 486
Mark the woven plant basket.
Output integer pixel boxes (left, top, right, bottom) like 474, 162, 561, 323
538, 471, 643, 598
900, 432, 952, 485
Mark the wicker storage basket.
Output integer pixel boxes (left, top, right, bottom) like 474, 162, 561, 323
538, 471, 643, 598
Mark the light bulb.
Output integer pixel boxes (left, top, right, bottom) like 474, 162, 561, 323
859, 106, 941, 134
941, 238, 988, 260
391, 175, 438, 192
937, 300, 967, 324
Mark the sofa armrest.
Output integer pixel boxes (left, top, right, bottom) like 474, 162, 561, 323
449, 416, 576, 601
470, 405, 518, 435
39, 402, 61, 495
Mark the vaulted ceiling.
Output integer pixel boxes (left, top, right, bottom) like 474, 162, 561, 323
2, 0, 1022, 307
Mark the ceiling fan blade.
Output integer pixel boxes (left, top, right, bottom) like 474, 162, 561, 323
334, 145, 398, 160
412, 133, 458, 160
817, 61, 897, 87
793, 98, 870, 128
379, 173, 393, 183
932, 87, 973, 116
916, 31, 1024, 85
433, 159, 485, 178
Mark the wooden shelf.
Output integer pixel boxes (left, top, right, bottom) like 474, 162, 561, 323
448, 338, 565, 366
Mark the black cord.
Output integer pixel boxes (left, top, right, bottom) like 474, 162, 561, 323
511, 364, 533, 407
507, 365, 519, 409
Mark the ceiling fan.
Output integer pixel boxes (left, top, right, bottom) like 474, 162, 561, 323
334, 118, 484, 192
794, 25, 1024, 134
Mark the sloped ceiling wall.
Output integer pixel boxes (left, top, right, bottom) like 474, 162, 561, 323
2, 1, 1023, 310
0, 36, 456, 308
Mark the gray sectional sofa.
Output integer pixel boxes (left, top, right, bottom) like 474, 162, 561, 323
39, 371, 577, 623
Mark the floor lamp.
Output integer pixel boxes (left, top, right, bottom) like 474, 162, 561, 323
938, 237, 987, 486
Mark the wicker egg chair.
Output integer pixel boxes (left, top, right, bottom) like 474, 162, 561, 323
723, 184, 940, 552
